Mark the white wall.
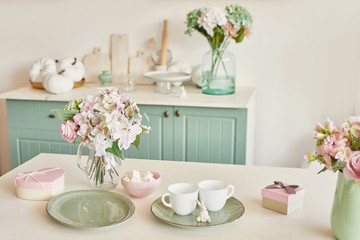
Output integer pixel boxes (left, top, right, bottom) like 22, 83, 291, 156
0, 0, 359, 172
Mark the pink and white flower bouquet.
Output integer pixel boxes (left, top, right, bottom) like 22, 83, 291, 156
305, 117, 360, 186
52, 88, 150, 185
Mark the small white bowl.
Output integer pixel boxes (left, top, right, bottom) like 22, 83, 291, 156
121, 171, 161, 198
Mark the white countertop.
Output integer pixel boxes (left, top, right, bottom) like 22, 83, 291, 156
0, 83, 255, 108
0, 153, 337, 240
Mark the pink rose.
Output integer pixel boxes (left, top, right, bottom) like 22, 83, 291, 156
60, 120, 78, 143
343, 151, 360, 182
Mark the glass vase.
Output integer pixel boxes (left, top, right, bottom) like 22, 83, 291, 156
201, 41, 236, 95
77, 143, 122, 191
331, 171, 360, 240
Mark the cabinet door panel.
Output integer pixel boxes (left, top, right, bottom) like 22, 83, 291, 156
183, 116, 235, 164
174, 107, 247, 165
123, 105, 173, 160
8, 128, 79, 169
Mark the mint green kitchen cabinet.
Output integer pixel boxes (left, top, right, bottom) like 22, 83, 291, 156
126, 105, 247, 165
7, 100, 78, 169
7, 100, 247, 169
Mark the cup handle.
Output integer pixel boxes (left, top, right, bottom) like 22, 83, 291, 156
161, 193, 172, 208
226, 185, 235, 199
76, 143, 86, 172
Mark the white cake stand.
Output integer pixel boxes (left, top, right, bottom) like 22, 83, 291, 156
143, 71, 191, 94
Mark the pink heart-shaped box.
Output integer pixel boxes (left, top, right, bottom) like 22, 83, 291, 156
15, 167, 65, 200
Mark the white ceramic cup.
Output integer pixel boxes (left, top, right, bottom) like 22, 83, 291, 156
161, 183, 199, 216
198, 180, 235, 211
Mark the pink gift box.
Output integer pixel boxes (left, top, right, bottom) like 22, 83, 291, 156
15, 167, 65, 200
261, 184, 305, 215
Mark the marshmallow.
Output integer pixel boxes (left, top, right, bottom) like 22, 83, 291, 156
123, 170, 155, 183
141, 170, 155, 182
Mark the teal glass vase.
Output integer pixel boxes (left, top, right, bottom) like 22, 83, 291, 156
331, 171, 360, 240
201, 41, 235, 95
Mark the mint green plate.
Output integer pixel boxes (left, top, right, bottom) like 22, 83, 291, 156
46, 190, 135, 229
151, 197, 244, 228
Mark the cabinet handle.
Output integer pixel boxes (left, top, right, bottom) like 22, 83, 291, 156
164, 111, 169, 118
48, 114, 55, 118
175, 110, 181, 117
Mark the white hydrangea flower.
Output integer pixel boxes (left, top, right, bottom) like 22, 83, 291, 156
117, 124, 142, 150
104, 111, 129, 141
197, 7, 227, 37
94, 133, 113, 157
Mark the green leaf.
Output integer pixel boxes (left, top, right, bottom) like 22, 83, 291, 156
132, 135, 140, 150
51, 109, 79, 121
317, 166, 328, 174
141, 126, 150, 133
350, 141, 360, 151
106, 141, 125, 160
332, 160, 346, 172
213, 27, 225, 44
316, 139, 324, 147
234, 28, 245, 43
131, 127, 149, 150
358, 182, 360, 189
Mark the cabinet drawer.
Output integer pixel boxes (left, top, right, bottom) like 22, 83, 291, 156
7, 100, 66, 130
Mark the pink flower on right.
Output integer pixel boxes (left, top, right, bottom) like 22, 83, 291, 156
343, 151, 360, 182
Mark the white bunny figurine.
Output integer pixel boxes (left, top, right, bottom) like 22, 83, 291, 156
196, 198, 211, 223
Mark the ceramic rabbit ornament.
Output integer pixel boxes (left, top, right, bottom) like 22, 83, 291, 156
196, 198, 211, 223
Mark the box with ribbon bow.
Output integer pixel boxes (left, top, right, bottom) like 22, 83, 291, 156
261, 181, 305, 215
15, 168, 65, 200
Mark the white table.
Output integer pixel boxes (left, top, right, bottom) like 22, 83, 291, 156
0, 153, 337, 239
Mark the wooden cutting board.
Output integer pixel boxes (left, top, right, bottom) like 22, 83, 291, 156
129, 50, 154, 85
111, 34, 129, 84
82, 47, 111, 83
